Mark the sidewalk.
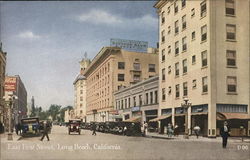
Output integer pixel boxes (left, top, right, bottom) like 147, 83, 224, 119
0, 132, 22, 142
146, 132, 250, 143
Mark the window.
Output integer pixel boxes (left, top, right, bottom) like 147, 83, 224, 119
167, 45, 171, 54
226, 24, 236, 40
226, 0, 235, 15
182, 15, 186, 30
161, 30, 165, 43
182, 0, 186, 8
167, 6, 171, 14
192, 31, 196, 40
202, 76, 208, 93
133, 74, 140, 81
125, 99, 127, 108
128, 98, 130, 108
183, 82, 188, 96
162, 68, 166, 81
175, 84, 180, 98
146, 93, 149, 104
174, 2, 178, 13
162, 88, 166, 101
133, 63, 140, 70
162, 49, 165, 61
155, 91, 158, 103
149, 64, 156, 72
201, 51, 207, 67
175, 20, 179, 34
118, 62, 125, 69
182, 36, 187, 51
200, 1, 207, 17
183, 59, 187, 73
175, 62, 179, 76
175, 41, 179, 54
192, 79, 197, 89
201, 25, 207, 41
133, 96, 136, 107
191, 8, 195, 17
192, 55, 196, 64
226, 50, 236, 66
150, 92, 153, 104
80, 90, 83, 94
139, 95, 142, 106
168, 66, 171, 74
80, 96, 83, 101
227, 76, 237, 92
168, 26, 171, 34
121, 100, 124, 109
118, 74, 124, 81
161, 11, 165, 24
168, 86, 171, 94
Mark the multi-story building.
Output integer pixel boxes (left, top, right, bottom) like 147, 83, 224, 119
0, 43, 7, 132
84, 47, 159, 122
155, 0, 250, 137
5, 75, 27, 125
114, 76, 159, 128
73, 57, 90, 121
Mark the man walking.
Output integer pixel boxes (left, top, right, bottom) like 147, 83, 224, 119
194, 125, 201, 139
220, 121, 230, 148
92, 123, 96, 136
40, 121, 50, 141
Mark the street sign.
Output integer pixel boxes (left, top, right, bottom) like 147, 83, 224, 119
110, 38, 148, 52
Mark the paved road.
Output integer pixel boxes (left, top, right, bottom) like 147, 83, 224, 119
1, 126, 249, 160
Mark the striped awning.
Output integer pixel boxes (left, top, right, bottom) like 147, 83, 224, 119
217, 112, 250, 120
123, 116, 141, 122
149, 114, 171, 122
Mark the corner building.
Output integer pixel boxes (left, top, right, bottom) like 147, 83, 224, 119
84, 47, 159, 122
155, 0, 250, 137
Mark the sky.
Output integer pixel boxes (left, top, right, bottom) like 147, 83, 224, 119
0, 1, 159, 110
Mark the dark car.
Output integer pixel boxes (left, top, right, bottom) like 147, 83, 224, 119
68, 119, 81, 135
21, 117, 40, 136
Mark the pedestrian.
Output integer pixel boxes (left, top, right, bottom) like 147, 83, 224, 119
174, 124, 179, 137
167, 123, 173, 137
123, 126, 127, 136
15, 124, 19, 135
143, 122, 148, 136
40, 121, 50, 141
92, 123, 96, 136
0, 121, 3, 133
17, 123, 22, 135
220, 121, 230, 148
193, 125, 201, 139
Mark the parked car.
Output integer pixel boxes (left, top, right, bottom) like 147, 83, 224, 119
21, 117, 40, 136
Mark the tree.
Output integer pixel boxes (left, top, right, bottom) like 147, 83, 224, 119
48, 104, 61, 121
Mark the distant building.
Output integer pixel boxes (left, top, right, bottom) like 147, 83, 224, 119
73, 55, 90, 121
0, 43, 7, 129
5, 75, 27, 125
64, 109, 75, 123
114, 76, 159, 126
154, 0, 250, 137
83, 46, 159, 122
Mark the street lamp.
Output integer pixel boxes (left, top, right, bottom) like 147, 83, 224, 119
181, 97, 192, 139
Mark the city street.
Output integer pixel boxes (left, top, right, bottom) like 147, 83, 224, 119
0, 126, 249, 160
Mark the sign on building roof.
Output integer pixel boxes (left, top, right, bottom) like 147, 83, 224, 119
110, 38, 148, 52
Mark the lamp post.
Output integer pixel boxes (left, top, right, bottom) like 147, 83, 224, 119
181, 97, 192, 139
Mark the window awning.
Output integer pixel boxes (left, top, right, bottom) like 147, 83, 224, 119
217, 112, 250, 120
123, 116, 141, 122
149, 114, 171, 122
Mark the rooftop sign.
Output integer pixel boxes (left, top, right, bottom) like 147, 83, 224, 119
110, 38, 148, 52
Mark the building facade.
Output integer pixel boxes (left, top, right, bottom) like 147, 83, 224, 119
114, 76, 159, 126
155, 0, 250, 137
84, 47, 159, 122
5, 75, 27, 125
0, 43, 7, 132
73, 57, 90, 121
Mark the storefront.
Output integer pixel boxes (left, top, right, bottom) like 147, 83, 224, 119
191, 104, 208, 136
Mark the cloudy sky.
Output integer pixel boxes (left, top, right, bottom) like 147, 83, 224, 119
0, 1, 158, 109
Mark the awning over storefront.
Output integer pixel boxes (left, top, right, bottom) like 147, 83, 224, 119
149, 114, 171, 122
123, 116, 141, 122
191, 112, 208, 116
217, 112, 250, 120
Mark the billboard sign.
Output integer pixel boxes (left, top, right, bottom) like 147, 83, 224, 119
110, 38, 148, 52
5, 77, 17, 92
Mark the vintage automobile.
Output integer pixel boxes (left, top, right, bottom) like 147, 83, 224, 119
21, 117, 40, 136
68, 119, 81, 135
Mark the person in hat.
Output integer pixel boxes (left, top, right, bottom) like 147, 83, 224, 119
220, 121, 230, 148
